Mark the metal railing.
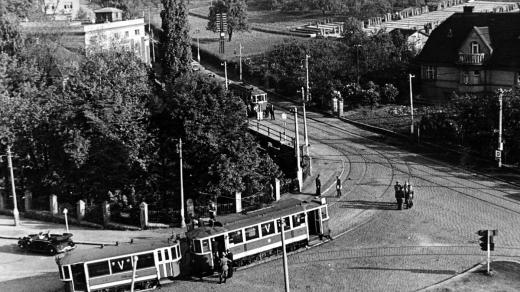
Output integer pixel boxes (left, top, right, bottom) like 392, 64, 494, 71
458, 53, 485, 65
249, 120, 294, 146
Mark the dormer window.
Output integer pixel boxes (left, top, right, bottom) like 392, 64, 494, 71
471, 41, 480, 54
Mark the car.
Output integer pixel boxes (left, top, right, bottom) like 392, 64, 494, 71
18, 232, 76, 255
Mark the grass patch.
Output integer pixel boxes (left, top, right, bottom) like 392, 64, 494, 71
427, 261, 520, 292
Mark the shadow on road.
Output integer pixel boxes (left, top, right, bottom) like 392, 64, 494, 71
339, 200, 397, 210
349, 266, 456, 275
0, 272, 62, 292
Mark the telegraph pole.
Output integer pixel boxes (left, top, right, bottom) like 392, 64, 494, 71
293, 107, 303, 192
301, 87, 311, 175
196, 29, 201, 63
280, 217, 290, 292
2, 141, 20, 226
177, 139, 186, 228
498, 90, 503, 167
355, 44, 362, 84
239, 43, 243, 81
409, 74, 415, 134
305, 54, 310, 102
222, 61, 228, 90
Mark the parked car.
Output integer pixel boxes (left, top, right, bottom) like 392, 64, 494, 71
18, 232, 76, 255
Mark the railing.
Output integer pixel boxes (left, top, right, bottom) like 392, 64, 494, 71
249, 120, 294, 146
458, 53, 486, 65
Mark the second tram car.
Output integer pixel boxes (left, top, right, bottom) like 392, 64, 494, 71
56, 240, 181, 292
229, 82, 268, 119
186, 197, 329, 274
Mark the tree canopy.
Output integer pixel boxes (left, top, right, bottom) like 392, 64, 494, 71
207, 0, 249, 41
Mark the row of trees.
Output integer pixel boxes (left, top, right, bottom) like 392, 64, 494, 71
419, 90, 520, 165
248, 18, 413, 107
0, 0, 282, 212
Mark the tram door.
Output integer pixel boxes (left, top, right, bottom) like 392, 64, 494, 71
157, 248, 175, 278
306, 210, 322, 235
70, 263, 86, 291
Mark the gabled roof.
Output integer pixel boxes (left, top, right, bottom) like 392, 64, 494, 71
473, 26, 493, 52
416, 12, 520, 69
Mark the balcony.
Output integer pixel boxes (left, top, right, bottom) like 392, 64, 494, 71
458, 53, 486, 65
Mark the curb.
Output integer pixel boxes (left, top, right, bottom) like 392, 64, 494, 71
415, 262, 484, 292
0, 235, 20, 240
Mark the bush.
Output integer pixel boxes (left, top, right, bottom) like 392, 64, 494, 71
380, 83, 399, 104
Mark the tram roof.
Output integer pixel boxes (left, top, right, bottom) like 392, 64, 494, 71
186, 198, 325, 239
57, 239, 178, 265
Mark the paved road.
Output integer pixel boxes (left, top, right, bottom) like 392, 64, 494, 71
158, 100, 520, 291
2, 97, 520, 291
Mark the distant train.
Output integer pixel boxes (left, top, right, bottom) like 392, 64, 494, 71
56, 240, 181, 292
228, 82, 268, 119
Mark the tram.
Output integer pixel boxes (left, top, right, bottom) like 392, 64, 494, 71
228, 82, 268, 119
56, 239, 181, 292
186, 197, 329, 274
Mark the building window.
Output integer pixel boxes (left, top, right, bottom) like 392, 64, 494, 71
135, 29, 140, 35
114, 32, 120, 39
462, 71, 469, 84
471, 41, 480, 54
473, 70, 481, 84
125, 31, 129, 38
423, 66, 436, 80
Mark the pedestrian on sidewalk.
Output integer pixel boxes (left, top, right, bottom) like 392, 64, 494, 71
336, 176, 342, 197
395, 182, 404, 210
315, 174, 321, 196
407, 182, 414, 208
403, 182, 410, 209
271, 104, 276, 120
226, 249, 234, 278
218, 253, 230, 284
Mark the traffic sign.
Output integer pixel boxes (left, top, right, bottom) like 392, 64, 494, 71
495, 150, 501, 158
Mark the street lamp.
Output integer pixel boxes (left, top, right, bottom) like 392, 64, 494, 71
195, 29, 201, 63
1, 137, 20, 226
234, 43, 243, 81
63, 208, 69, 233
176, 139, 186, 228
221, 61, 228, 90
409, 74, 415, 134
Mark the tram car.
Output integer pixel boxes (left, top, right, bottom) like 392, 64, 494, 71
56, 239, 182, 292
186, 197, 329, 274
228, 82, 268, 119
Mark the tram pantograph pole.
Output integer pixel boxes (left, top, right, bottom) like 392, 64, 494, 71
280, 217, 290, 292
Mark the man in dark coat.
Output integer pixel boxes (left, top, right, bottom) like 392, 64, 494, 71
225, 249, 234, 278
336, 176, 342, 197
395, 182, 403, 210
315, 174, 321, 196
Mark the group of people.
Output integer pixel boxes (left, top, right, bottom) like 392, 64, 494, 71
215, 250, 234, 284
315, 174, 342, 198
394, 181, 414, 210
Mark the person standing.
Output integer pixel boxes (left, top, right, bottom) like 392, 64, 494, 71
407, 182, 414, 208
218, 253, 230, 284
394, 181, 402, 210
225, 249, 234, 278
271, 104, 276, 120
315, 174, 321, 196
336, 176, 342, 197
403, 182, 410, 209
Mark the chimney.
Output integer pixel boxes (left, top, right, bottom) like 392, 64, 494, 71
463, 6, 474, 13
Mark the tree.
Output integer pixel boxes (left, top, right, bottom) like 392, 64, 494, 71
160, 0, 192, 82
380, 83, 399, 104
207, 0, 249, 41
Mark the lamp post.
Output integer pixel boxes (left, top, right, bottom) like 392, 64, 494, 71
1, 137, 20, 226
292, 107, 303, 192
300, 87, 311, 175
176, 139, 186, 228
235, 43, 243, 81
63, 208, 69, 233
409, 74, 415, 134
221, 61, 228, 90
498, 90, 504, 167
195, 29, 201, 63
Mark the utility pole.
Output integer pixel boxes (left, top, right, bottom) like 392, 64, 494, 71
196, 29, 201, 63
305, 54, 310, 102
239, 43, 243, 81
293, 107, 303, 192
280, 217, 290, 292
498, 90, 503, 167
177, 139, 186, 228
409, 74, 415, 135
301, 87, 311, 175
2, 141, 20, 226
222, 61, 228, 90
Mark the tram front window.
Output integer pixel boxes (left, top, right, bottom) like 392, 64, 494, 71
71, 263, 86, 290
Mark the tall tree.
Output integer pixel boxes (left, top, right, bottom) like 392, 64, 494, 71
207, 0, 249, 41
160, 0, 192, 82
